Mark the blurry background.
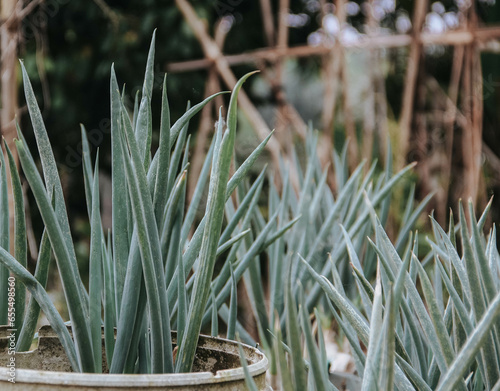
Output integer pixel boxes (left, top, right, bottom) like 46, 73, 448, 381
1, 0, 500, 274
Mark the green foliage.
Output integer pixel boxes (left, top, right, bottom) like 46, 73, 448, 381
297, 200, 500, 390
235, 127, 428, 374
0, 34, 289, 374
233, 136, 500, 390
5, 21, 500, 389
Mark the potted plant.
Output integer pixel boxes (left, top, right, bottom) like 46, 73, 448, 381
0, 32, 285, 389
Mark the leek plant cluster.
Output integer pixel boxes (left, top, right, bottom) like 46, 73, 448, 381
242, 183, 500, 390
236, 131, 433, 353
233, 88, 500, 391
0, 32, 297, 374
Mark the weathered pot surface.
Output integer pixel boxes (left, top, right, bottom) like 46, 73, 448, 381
0, 325, 270, 390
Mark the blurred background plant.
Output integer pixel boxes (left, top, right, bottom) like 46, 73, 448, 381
239, 198, 500, 390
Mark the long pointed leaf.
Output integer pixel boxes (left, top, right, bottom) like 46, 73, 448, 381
16, 139, 95, 372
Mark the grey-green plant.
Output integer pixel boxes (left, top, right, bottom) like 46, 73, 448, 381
0, 32, 296, 374
232, 128, 432, 380
241, 197, 500, 390
297, 199, 500, 391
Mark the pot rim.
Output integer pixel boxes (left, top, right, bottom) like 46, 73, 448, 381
0, 334, 269, 387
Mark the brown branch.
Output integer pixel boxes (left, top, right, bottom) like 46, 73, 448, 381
188, 18, 229, 203
166, 27, 500, 73
174, 0, 282, 171
259, 0, 275, 47
398, 0, 428, 170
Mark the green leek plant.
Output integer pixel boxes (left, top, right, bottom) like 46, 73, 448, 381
242, 197, 500, 390
295, 199, 500, 391
234, 130, 432, 381
0, 32, 295, 374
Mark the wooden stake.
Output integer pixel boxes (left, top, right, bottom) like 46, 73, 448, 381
188, 19, 228, 204
398, 0, 428, 170
174, 0, 282, 171
1, 0, 21, 254
166, 27, 500, 73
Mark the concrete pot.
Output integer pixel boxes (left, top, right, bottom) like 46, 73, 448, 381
0, 325, 270, 390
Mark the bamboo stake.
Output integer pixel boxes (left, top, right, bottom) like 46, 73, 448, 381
273, 0, 291, 153
461, 44, 474, 203
398, 0, 428, 170
318, 0, 341, 171
259, 0, 275, 47
340, 51, 357, 170
188, 19, 228, 203
174, 0, 282, 171
374, 52, 389, 163
277, 0, 289, 49
258, 63, 307, 140
319, 48, 339, 149
413, 67, 430, 198
334, 0, 357, 170
362, 0, 377, 167
1, 0, 21, 254
460, 4, 484, 213
166, 27, 500, 73
470, 19, 485, 209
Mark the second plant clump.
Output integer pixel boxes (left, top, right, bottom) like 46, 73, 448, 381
234, 128, 500, 390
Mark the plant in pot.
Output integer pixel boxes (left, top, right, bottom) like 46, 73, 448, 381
0, 32, 293, 389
